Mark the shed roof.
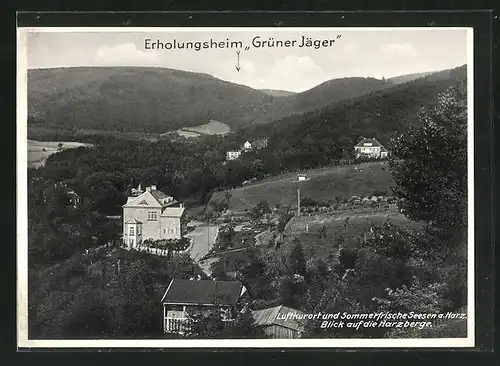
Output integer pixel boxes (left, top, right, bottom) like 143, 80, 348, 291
161, 279, 244, 306
252, 305, 305, 332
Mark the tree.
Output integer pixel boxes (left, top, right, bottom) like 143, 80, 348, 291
210, 199, 228, 216
218, 226, 234, 250
185, 303, 266, 339
343, 216, 350, 234
289, 239, 307, 277
250, 200, 271, 222
317, 225, 327, 243
363, 222, 413, 264
239, 248, 269, 299
338, 246, 358, 274
225, 306, 268, 339
389, 84, 467, 243
372, 277, 452, 338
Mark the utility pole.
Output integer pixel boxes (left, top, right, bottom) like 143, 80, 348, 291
297, 187, 301, 217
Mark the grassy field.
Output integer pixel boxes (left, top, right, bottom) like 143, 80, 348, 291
176, 120, 230, 138
281, 211, 422, 261
28, 140, 91, 168
210, 162, 392, 211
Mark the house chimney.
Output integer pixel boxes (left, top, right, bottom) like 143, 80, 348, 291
146, 186, 151, 192
151, 185, 157, 191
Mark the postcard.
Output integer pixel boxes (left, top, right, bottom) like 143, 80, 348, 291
17, 26, 474, 348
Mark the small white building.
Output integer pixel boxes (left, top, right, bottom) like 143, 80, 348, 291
226, 151, 242, 161
243, 141, 252, 151
354, 137, 389, 159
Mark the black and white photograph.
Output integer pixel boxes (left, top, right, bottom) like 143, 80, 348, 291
17, 26, 474, 348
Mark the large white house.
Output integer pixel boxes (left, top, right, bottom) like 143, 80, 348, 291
122, 185, 185, 248
354, 138, 389, 159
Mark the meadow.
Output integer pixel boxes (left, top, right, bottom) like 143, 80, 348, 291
176, 120, 231, 138
210, 162, 392, 211
28, 140, 91, 168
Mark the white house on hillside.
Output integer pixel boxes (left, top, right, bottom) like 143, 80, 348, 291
226, 151, 242, 161
243, 141, 252, 150
226, 139, 268, 161
354, 138, 389, 159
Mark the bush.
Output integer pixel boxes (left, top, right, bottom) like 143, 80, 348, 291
338, 246, 358, 274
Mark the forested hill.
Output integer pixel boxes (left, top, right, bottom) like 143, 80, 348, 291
28, 67, 393, 133
246, 65, 467, 153
28, 67, 274, 133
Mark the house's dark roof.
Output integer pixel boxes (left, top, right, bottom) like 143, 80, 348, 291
355, 138, 384, 148
161, 279, 244, 306
252, 305, 305, 332
150, 190, 178, 207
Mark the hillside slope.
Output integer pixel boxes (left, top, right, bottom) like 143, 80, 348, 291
28, 67, 394, 133
239, 65, 466, 172
210, 162, 391, 211
248, 65, 467, 147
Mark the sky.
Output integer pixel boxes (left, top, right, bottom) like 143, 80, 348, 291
26, 28, 469, 93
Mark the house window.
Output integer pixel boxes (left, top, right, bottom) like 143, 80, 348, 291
129, 226, 135, 235
148, 211, 157, 220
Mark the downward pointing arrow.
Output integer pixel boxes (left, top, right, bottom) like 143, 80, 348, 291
235, 50, 241, 72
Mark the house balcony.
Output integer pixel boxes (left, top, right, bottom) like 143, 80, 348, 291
164, 317, 188, 333
163, 314, 234, 333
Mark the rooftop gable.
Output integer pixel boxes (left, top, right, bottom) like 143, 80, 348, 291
124, 218, 143, 224
123, 190, 162, 208
355, 138, 384, 148
123, 187, 178, 208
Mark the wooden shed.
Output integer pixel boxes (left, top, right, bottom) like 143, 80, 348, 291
252, 305, 305, 339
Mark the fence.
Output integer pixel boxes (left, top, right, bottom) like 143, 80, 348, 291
128, 238, 194, 257
298, 203, 398, 216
